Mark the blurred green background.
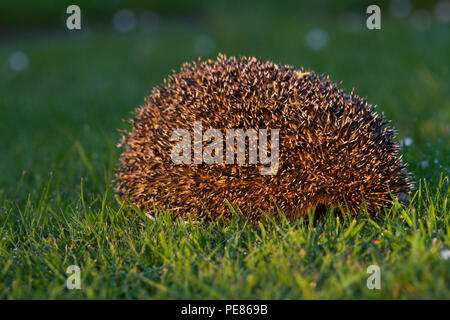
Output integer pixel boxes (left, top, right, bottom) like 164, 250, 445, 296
1, 0, 449, 198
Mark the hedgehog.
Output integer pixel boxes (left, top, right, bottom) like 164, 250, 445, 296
115, 54, 411, 221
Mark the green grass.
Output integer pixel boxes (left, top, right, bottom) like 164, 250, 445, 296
0, 2, 449, 299
0, 176, 449, 299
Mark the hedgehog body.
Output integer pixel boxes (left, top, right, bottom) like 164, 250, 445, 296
115, 54, 410, 220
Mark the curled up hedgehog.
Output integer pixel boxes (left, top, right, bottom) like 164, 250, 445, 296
115, 54, 411, 221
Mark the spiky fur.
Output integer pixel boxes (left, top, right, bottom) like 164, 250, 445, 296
115, 54, 411, 220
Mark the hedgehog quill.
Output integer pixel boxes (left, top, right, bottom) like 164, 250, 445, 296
115, 54, 411, 221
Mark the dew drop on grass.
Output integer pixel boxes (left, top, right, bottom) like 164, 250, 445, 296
8, 51, 29, 71
113, 9, 136, 34
305, 29, 328, 51
440, 249, 450, 260
402, 137, 413, 147
435, 1, 450, 23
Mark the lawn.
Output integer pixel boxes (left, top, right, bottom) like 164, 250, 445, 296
0, 1, 449, 299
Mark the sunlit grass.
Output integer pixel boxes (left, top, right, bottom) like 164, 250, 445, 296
0, 169, 448, 299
